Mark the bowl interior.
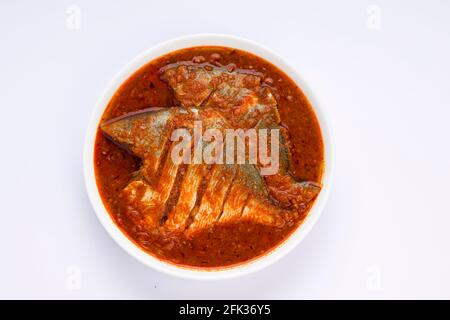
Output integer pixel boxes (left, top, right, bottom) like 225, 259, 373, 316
83, 34, 333, 280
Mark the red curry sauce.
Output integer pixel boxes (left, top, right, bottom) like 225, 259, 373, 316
94, 46, 324, 268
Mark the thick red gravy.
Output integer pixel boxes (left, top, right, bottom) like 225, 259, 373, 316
94, 46, 324, 268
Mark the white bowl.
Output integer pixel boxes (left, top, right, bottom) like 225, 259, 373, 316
83, 34, 333, 280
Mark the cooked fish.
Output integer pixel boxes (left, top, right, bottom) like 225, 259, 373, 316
161, 62, 320, 205
101, 63, 320, 237
160, 63, 261, 106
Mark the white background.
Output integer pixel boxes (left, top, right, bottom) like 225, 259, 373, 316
0, 0, 449, 299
